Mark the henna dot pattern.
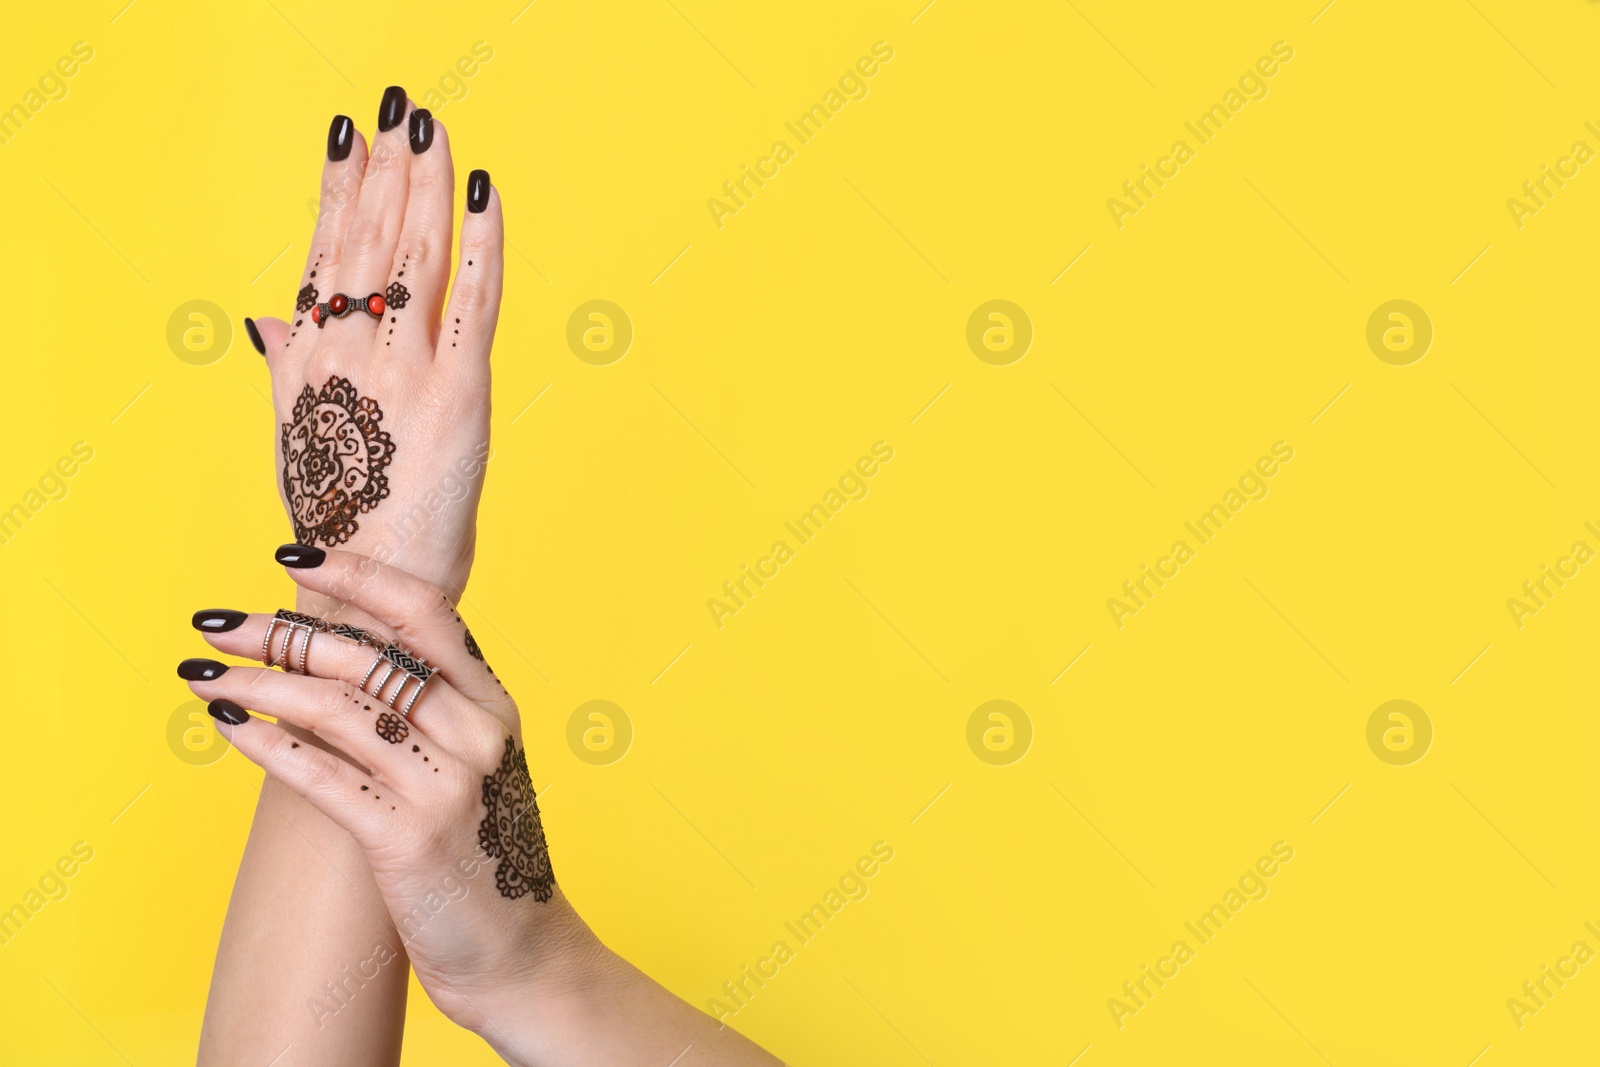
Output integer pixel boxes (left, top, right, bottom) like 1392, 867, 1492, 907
281, 377, 396, 545
375, 711, 409, 744
478, 736, 554, 902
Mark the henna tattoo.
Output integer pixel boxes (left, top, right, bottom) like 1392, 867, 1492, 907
478, 736, 554, 902
376, 711, 409, 744
297, 284, 318, 313
464, 628, 484, 661
385, 281, 410, 310
281, 376, 396, 546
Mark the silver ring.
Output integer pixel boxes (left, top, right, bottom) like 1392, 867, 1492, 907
358, 644, 440, 718
261, 618, 281, 666
295, 624, 313, 674
400, 675, 430, 717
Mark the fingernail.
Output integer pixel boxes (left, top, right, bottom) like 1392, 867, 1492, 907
244, 317, 266, 356
192, 610, 247, 633
327, 114, 354, 161
468, 169, 490, 213
208, 699, 250, 725
408, 109, 434, 155
275, 543, 326, 569
378, 86, 406, 132
178, 658, 229, 681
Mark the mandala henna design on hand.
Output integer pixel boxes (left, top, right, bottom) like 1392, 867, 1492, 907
478, 736, 554, 902
296, 283, 318, 313
281, 376, 397, 546
385, 281, 410, 310
375, 711, 409, 744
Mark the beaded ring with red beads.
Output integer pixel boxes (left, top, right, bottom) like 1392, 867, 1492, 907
310, 291, 387, 328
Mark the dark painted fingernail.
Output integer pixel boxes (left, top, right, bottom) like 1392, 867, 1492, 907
275, 543, 326, 568
208, 699, 250, 725
192, 609, 247, 633
327, 114, 354, 161
408, 109, 433, 154
468, 169, 490, 213
244, 317, 266, 356
378, 86, 406, 132
178, 658, 229, 681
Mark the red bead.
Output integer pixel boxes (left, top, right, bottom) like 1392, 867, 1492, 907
368, 293, 385, 316
311, 304, 322, 324
329, 293, 348, 315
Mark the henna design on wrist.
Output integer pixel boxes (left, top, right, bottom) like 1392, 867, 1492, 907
281, 376, 397, 546
478, 736, 554, 902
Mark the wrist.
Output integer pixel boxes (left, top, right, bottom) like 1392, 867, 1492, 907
446, 899, 622, 1067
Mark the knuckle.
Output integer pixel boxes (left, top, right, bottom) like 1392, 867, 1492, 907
319, 173, 362, 216
449, 275, 488, 316
315, 682, 360, 730
344, 212, 393, 252
465, 722, 509, 770
299, 749, 345, 791
365, 140, 406, 175
409, 163, 447, 194
392, 233, 441, 275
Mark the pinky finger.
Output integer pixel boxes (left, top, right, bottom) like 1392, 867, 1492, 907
437, 170, 502, 383
244, 316, 290, 359
212, 701, 389, 842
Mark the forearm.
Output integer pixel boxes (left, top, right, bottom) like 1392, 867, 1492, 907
464, 912, 782, 1067
199, 776, 408, 1066
199, 588, 417, 1066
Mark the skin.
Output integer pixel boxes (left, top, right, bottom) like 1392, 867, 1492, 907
192, 549, 780, 1066
200, 93, 499, 1065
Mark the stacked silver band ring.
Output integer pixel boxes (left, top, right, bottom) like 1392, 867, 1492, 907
262, 610, 325, 673
359, 644, 438, 718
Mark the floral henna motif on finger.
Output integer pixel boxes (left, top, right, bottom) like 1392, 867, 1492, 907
281, 376, 396, 546
297, 283, 318, 313
478, 736, 554, 902
375, 711, 409, 744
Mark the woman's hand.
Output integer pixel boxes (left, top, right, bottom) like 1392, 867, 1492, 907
202, 93, 504, 1067
185, 546, 779, 1067
246, 91, 501, 596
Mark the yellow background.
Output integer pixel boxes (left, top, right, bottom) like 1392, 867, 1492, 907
3, 0, 1599, 1063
